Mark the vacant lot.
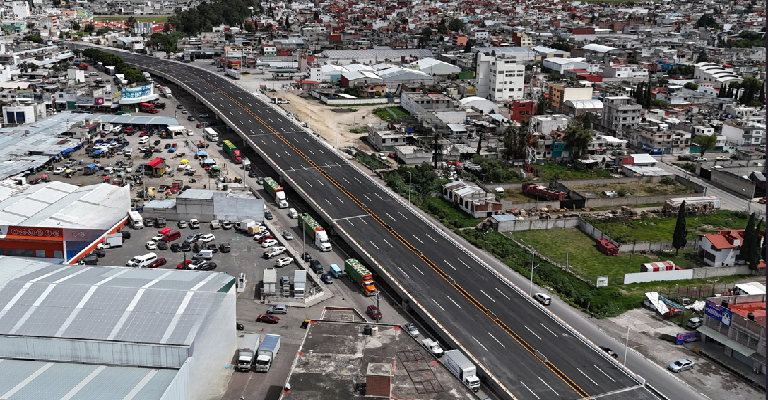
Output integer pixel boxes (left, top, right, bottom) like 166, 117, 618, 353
568, 178, 694, 198
584, 210, 751, 242
373, 106, 410, 123
510, 229, 701, 285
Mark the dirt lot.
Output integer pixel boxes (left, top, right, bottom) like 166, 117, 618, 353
569, 179, 695, 198
273, 92, 382, 152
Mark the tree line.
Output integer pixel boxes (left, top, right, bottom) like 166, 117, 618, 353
82, 49, 146, 85
167, 0, 262, 36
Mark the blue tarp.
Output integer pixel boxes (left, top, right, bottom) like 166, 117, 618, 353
93, 150, 103, 155
196, 151, 208, 156
62, 148, 74, 154
85, 164, 98, 170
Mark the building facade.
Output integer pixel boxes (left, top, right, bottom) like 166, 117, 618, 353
475, 53, 525, 101
601, 96, 642, 134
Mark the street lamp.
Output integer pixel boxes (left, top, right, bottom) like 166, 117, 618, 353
407, 171, 412, 205
624, 320, 637, 366
529, 252, 539, 296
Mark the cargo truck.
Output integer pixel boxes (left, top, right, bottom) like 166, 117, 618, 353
263, 267, 277, 296
344, 258, 377, 296
139, 102, 159, 114
237, 219, 257, 232
263, 177, 288, 208
226, 68, 241, 80
444, 350, 480, 392
100, 233, 124, 249
421, 338, 444, 357
236, 334, 261, 372
254, 334, 281, 372
293, 270, 306, 299
128, 210, 143, 229
301, 214, 331, 251
222, 140, 242, 163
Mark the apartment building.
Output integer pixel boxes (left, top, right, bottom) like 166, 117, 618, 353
693, 125, 727, 150
632, 128, 691, 155
475, 53, 525, 101
548, 83, 593, 113
721, 120, 766, 150
602, 64, 649, 79
601, 96, 642, 134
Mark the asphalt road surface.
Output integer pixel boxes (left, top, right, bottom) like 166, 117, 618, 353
84, 47, 664, 400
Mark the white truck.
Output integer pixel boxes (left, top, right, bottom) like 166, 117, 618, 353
254, 334, 280, 372
293, 270, 306, 299
226, 69, 241, 80
236, 334, 261, 372
421, 338, 444, 357
98, 233, 123, 249
128, 211, 143, 229
263, 267, 277, 296
204, 127, 219, 142
238, 219, 257, 232
444, 350, 480, 392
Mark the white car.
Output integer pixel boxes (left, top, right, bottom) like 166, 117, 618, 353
275, 257, 293, 267
199, 233, 215, 243
53, 167, 66, 175
138, 137, 149, 145
716, 156, 729, 161
151, 234, 165, 242
261, 239, 278, 248
402, 323, 419, 338
145, 241, 157, 250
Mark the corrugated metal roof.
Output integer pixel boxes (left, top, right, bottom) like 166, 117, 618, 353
0, 257, 234, 346
320, 49, 433, 60
0, 182, 129, 230
0, 360, 176, 400
93, 115, 179, 126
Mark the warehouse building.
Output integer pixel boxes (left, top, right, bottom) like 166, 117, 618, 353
141, 189, 264, 223
0, 257, 236, 400
0, 181, 129, 262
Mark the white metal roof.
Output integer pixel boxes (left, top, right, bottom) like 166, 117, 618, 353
583, 44, 618, 53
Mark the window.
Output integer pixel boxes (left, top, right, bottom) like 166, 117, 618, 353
35, 250, 45, 258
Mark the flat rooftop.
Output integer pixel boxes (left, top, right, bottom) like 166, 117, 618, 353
282, 318, 475, 400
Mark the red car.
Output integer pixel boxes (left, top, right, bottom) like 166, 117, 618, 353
139, 132, 148, 137
366, 305, 382, 321
258, 235, 275, 243
257, 314, 280, 324
176, 259, 193, 269
148, 258, 167, 268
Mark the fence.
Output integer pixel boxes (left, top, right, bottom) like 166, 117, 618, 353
578, 219, 695, 254
496, 217, 580, 232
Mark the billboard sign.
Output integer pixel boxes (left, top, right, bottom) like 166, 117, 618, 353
704, 300, 732, 326
596, 276, 608, 287
119, 84, 155, 104
675, 332, 699, 345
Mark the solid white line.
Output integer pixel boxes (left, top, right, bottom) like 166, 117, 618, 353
412, 235, 423, 244
538, 376, 559, 395
539, 323, 558, 338
398, 211, 408, 219
479, 289, 495, 302
412, 265, 424, 275
593, 365, 616, 382
488, 332, 505, 348
369, 241, 379, 250
577, 368, 598, 386
459, 259, 470, 269
519, 381, 540, 399
382, 239, 394, 248
386, 213, 395, 221
444, 260, 456, 270
525, 326, 541, 340
495, 287, 511, 300
473, 336, 488, 351
446, 296, 461, 308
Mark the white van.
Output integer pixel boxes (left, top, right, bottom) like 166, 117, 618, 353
126, 252, 158, 268
192, 250, 213, 260
288, 208, 298, 219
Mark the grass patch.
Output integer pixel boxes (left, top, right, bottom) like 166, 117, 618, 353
349, 127, 366, 134
373, 106, 409, 123
422, 197, 484, 228
355, 152, 387, 170
511, 229, 705, 285
673, 162, 697, 173
536, 163, 613, 180
94, 16, 168, 22
585, 210, 750, 242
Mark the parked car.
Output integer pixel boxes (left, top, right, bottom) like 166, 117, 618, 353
686, 317, 702, 329
176, 259, 193, 269
146, 241, 157, 250
199, 233, 215, 243
267, 304, 288, 314
264, 211, 273, 220
148, 258, 167, 268
189, 219, 200, 229
219, 243, 231, 253
178, 220, 188, 228
275, 257, 293, 267
184, 233, 202, 243
156, 241, 168, 250
694, 157, 707, 162
181, 242, 192, 252
261, 239, 278, 248
205, 242, 218, 252
197, 261, 217, 271
221, 220, 232, 229
367, 305, 382, 321
402, 323, 419, 338
257, 235, 275, 243
53, 167, 66, 175
170, 243, 181, 252
257, 314, 280, 324
534, 293, 551, 305
668, 359, 694, 373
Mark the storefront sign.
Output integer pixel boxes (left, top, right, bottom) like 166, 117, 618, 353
704, 300, 732, 326
675, 332, 699, 345
4, 226, 63, 240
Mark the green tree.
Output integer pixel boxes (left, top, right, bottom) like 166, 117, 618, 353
718, 84, 727, 98
692, 134, 717, 156
562, 122, 592, 159
124, 69, 146, 84
463, 39, 474, 53
502, 120, 531, 160
418, 27, 432, 48
684, 82, 699, 90
437, 21, 448, 35
84, 24, 94, 33
740, 213, 755, 264
536, 96, 546, 115
448, 18, 464, 32
695, 14, 718, 29
126, 16, 137, 27
672, 201, 687, 255
696, 51, 708, 63
71, 21, 81, 31
575, 111, 597, 129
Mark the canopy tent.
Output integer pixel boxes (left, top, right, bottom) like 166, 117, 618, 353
196, 151, 208, 157
180, 159, 189, 164
203, 159, 216, 165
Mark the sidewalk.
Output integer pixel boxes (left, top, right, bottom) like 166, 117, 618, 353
683, 340, 766, 391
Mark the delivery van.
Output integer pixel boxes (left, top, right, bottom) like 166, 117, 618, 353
329, 264, 342, 278
127, 252, 158, 268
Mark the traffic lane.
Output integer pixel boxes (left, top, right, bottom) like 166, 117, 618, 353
286, 168, 366, 219
335, 217, 578, 400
